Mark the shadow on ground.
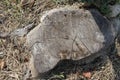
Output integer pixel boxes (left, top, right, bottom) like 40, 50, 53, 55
29, 55, 107, 80
28, 46, 120, 80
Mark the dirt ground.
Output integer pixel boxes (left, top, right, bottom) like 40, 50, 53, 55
0, 0, 120, 80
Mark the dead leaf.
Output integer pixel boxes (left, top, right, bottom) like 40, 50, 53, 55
20, 0, 35, 8
20, 0, 28, 5
9, 0, 17, 3
0, 59, 5, 70
9, 73, 19, 79
82, 72, 91, 79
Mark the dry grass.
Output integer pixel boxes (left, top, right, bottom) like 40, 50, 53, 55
0, 0, 120, 80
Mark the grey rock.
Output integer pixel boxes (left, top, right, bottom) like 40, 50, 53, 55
26, 8, 116, 74
110, 17, 120, 45
10, 28, 28, 37
109, 4, 120, 18
0, 23, 34, 38
111, 18, 120, 35
10, 23, 34, 37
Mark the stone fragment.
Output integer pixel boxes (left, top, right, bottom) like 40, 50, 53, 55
109, 4, 120, 17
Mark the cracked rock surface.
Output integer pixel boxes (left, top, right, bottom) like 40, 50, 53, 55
26, 7, 117, 75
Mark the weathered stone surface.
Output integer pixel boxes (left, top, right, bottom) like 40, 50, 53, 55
27, 7, 116, 74
109, 4, 120, 17
110, 17, 120, 45
10, 23, 34, 37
